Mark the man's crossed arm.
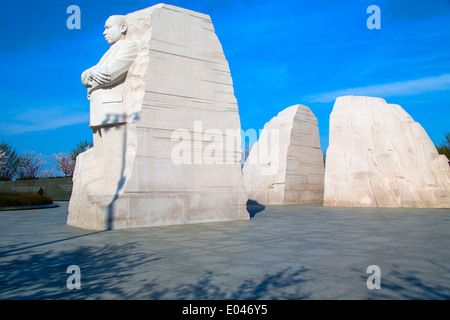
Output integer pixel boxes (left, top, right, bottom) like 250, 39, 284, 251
81, 41, 138, 91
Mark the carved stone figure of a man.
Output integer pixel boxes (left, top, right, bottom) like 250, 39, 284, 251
82, 15, 138, 127
79, 15, 138, 198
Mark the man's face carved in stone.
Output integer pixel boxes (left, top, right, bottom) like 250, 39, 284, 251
103, 16, 126, 45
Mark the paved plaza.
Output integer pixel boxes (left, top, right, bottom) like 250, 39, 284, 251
0, 201, 449, 300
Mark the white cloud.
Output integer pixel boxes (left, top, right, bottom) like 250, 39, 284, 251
0, 105, 89, 136
304, 74, 450, 103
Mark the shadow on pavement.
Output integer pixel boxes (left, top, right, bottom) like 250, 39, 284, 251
0, 242, 311, 299
136, 267, 311, 300
246, 200, 266, 218
0, 242, 159, 299
357, 264, 450, 300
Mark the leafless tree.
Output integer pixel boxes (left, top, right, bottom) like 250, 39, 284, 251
0, 141, 19, 180
16, 151, 49, 194
18, 151, 46, 179
436, 132, 450, 165
0, 150, 6, 176
53, 153, 75, 177
68, 140, 93, 173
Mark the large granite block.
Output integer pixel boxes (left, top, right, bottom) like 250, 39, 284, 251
68, 4, 249, 230
324, 96, 450, 208
243, 105, 324, 205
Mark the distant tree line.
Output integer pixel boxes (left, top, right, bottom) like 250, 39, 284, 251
0, 140, 93, 181
436, 132, 450, 162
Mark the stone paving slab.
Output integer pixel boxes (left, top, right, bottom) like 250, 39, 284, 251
0, 202, 449, 300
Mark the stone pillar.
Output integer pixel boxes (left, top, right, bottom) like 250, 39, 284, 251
243, 105, 324, 205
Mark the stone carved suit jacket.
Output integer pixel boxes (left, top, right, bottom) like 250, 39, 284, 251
82, 40, 138, 128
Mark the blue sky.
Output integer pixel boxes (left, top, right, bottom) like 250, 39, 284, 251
1, 0, 449, 169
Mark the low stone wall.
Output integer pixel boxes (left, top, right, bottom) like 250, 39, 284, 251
0, 177, 73, 201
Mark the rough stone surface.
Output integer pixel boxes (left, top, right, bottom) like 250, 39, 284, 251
324, 95, 450, 208
68, 4, 249, 230
243, 105, 324, 205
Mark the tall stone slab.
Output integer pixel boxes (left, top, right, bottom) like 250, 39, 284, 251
324, 96, 450, 208
68, 4, 249, 230
243, 105, 324, 205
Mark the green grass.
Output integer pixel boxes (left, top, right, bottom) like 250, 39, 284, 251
0, 193, 53, 207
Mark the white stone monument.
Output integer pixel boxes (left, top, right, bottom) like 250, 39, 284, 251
324, 96, 450, 208
243, 105, 324, 205
68, 4, 249, 230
